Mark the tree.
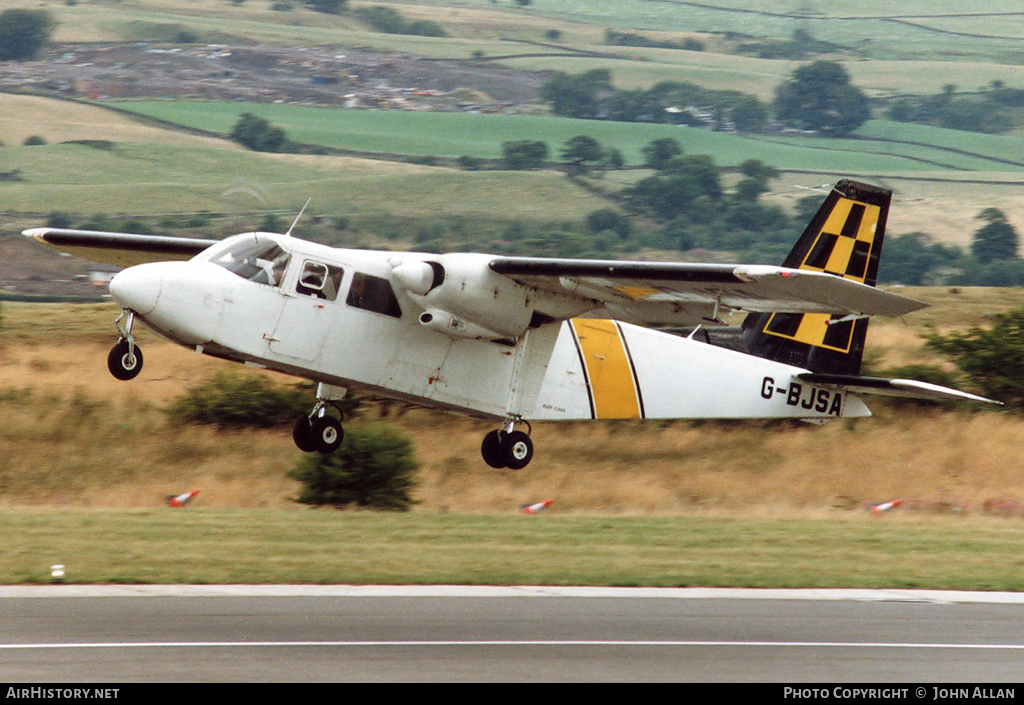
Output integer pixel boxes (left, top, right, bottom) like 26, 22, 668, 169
289, 425, 419, 510
230, 113, 289, 152
541, 69, 613, 119
560, 135, 605, 175
926, 307, 1024, 409
0, 9, 55, 61
630, 155, 722, 220
586, 208, 631, 237
501, 140, 548, 170
641, 137, 682, 171
877, 232, 964, 286
971, 208, 1019, 263
734, 159, 779, 202
773, 60, 870, 136
730, 95, 769, 132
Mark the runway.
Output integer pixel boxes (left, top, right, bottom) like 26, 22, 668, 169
2, 586, 1024, 682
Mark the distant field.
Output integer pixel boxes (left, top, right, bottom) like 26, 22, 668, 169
1, 95, 1022, 247
107, 100, 1024, 174
3, 0, 1024, 92
0, 93, 613, 224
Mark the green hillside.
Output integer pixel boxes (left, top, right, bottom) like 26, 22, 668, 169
109, 100, 1024, 173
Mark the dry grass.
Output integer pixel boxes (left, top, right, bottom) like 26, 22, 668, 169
0, 94, 235, 150
769, 174, 1024, 249
2, 300, 1023, 518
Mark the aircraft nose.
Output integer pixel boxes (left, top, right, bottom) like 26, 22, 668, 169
109, 264, 162, 315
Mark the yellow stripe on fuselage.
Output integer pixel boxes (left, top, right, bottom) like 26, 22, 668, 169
570, 319, 642, 419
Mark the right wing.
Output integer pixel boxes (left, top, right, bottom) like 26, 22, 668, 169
23, 228, 219, 268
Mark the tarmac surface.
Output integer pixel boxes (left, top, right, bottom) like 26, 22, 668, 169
3, 586, 1024, 682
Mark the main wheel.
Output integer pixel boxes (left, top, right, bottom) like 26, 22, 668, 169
309, 416, 343, 454
107, 339, 143, 381
292, 416, 315, 453
481, 430, 506, 469
501, 430, 533, 470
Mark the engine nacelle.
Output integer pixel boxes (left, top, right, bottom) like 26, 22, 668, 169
418, 309, 508, 341
394, 254, 535, 339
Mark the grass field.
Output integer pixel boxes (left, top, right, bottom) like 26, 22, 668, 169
4, 509, 1024, 588
4, 93, 1016, 247
8, 0, 1023, 63
105, 100, 1024, 172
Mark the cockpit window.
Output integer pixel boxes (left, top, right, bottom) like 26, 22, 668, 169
296, 260, 344, 301
346, 272, 402, 318
211, 236, 291, 287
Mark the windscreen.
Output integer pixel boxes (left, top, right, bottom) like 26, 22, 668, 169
210, 235, 291, 287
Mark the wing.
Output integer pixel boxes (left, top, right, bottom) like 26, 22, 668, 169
489, 257, 926, 326
23, 228, 219, 268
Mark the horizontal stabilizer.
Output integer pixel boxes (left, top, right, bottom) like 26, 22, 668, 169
23, 228, 218, 268
797, 373, 1001, 404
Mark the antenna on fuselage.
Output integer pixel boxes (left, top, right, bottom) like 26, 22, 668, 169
285, 198, 312, 237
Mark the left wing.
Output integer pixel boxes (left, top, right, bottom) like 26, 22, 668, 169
489, 257, 926, 326
23, 228, 219, 268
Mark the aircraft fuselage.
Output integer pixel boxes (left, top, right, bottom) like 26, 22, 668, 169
109, 233, 869, 426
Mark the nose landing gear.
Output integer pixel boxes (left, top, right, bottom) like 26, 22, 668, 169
108, 310, 143, 381
481, 418, 534, 470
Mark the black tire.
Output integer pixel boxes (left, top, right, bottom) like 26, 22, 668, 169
309, 415, 343, 454
501, 430, 533, 470
107, 340, 143, 381
292, 416, 315, 452
481, 430, 506, 469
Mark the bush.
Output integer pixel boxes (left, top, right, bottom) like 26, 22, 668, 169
586, 208, 630, 237
304, 0, 347, 13
165, 371, 314, 428
0, 9, 54, 61
289, 424, 418, 510
355, 6, 446, 37
501, 140, 548, 170
925, 307, 1024, 409
230, 113, 290, 153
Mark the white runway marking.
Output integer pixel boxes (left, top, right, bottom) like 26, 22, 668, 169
3, 640, 1024, 650
4, 585, 1024, 603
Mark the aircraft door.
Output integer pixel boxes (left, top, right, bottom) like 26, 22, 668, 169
269, 260, 344, 361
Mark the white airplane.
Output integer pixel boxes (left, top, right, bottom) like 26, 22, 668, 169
24, 179, 994, 469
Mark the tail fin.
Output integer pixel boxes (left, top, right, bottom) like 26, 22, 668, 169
741, 179, 891, 375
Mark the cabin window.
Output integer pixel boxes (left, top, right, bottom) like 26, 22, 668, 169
212, 236, 291, 288
346, 272, 402, 318
296, 260, 344, 301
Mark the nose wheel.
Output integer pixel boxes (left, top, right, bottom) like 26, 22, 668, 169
108, 310, 143, 380
481, 420, 534, 470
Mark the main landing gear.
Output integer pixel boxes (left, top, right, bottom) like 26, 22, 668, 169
108, 310, 143, 381
293, 405, 344, 455
480, 418, 534, 470
293, 384, 349, 454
